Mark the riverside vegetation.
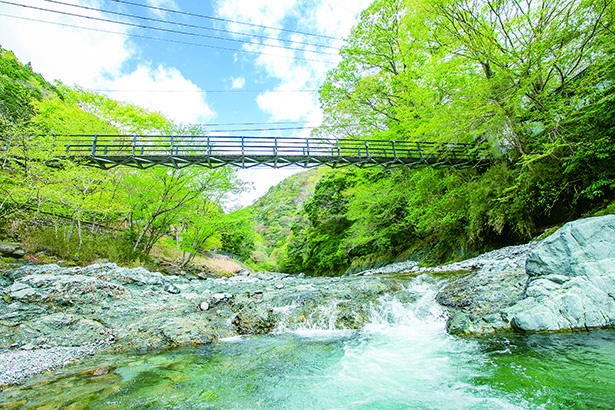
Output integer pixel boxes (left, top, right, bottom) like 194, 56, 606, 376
2, 0, 615, 274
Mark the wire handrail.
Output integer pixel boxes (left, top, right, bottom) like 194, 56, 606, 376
46, 134, 490, 169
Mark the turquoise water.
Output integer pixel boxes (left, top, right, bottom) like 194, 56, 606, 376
2, 276, 614, 409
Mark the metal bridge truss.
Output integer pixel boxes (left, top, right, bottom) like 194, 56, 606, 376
56, 134, 489, 170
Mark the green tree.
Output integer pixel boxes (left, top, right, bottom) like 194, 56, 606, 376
287, 0, 615, 273
281, 170, 360, 275
218, 207, 258, 261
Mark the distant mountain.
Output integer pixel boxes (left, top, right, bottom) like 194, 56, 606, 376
248, 168, 320, 268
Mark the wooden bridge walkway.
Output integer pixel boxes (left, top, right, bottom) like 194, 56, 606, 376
55, 134, 489, 169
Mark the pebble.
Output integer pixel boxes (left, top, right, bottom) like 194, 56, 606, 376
210, 292, 233, 304
0, 344, 103, 386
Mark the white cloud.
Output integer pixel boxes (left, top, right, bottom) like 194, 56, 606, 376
215, 0, 370, 124
231, 77, 246, 89
256, 91, 314, 122
311, 0, 372, 40
102, 65, 215, 124
0, 0, 214, 124
214, 0, 297, 34
0, 0, 130, 87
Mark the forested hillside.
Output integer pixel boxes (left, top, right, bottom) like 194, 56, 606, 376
249, 169, 319, 269
2, 0, 614, 277
0, 48, 254, 267
272, 0, 615, 275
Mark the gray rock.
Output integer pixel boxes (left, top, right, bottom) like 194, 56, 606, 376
9, 282, 37, 300
437, 268, 528, 335
0, 244, 25, 258
507, 215, 615, 332
210, 292, 233, 304
436, 215, 615, 334
437, 215, 615, 335
164, 283, 181, 294
526, 215, 615, 280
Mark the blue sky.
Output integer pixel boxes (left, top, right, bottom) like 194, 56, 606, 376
0, 0, 372, 205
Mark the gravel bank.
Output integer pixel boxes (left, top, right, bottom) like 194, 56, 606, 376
0, 343, 105, 386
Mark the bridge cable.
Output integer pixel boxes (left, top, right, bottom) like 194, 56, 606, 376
0, 1, 340, 57
40, 0, 340, 52
0, 12, 334, 64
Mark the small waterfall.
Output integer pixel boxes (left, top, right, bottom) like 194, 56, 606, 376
280, 274, 527, 409
366, 274, 446, 330
272, 299, 356, 338
272, 274, 447, 338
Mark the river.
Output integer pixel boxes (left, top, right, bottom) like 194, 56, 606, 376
1, 274, 614, 409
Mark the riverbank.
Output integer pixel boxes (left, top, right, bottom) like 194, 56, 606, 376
1, 215, 614, 386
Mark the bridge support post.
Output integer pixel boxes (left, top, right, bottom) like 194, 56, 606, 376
391, 141, 397, 160
241, 136, 245, 168
91, 135, 97, 156
131, 135, 137, 156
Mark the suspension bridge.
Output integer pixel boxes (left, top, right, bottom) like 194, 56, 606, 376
52, 134, 489, 169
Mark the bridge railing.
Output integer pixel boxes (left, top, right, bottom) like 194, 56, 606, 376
54, 134, 487, 168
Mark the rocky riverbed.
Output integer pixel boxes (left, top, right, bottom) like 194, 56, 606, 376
0, 262, 411, 385
1, 215, 614, 386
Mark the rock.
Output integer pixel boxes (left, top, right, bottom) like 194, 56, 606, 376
210, 292, 233, 305
525, 215, 615, 280
9, 282, 37, 300
446, 313, 475, 335
232, 307, 279, 335
0, 244, 25, 259
21, 343, 35, 351
437, 215, 615, 335
436, 268, 528, 334
85, 366, 111, 377
199, 301, 210, 311
164, 283, 181, 294
506, 215, 615, 332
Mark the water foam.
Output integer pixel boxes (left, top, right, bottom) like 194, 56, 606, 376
289, 275, 526, 409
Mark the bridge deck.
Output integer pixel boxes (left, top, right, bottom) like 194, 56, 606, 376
55, 134, 489, 169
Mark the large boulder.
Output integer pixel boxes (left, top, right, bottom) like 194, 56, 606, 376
437, 215, 615, 335
506, 215, 615, 331
0, 244, 25, 259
